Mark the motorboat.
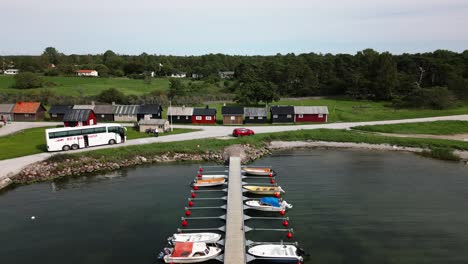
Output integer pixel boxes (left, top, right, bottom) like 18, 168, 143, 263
161, 242, 222, 263
198, 174, 227, 180
245, 197, 293, 212
248, 244, 304, 263
242, 167, 274, 176
243, 185, 285, 195
168, 232, 222, 244
192, 177, 226, 187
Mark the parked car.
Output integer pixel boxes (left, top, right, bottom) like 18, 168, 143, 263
233, 128, 255, 137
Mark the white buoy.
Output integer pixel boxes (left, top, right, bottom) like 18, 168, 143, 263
31, 216, 35, 220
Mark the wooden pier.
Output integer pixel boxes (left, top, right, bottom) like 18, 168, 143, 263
223, 156, 246, 264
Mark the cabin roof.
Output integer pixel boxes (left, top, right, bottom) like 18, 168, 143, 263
13, 102, 44, 114
222, 106, 244, 115
63, 109, 94, 122
193, 108, 216, 116
138, 104, 163, 114
139, 119, 168, 125
113, 105, 140, 115
294, 106, 329, 114
244, 107, 267, 117
270, 106, 294, 115
49, 105, 72, 115
93, 105, 114, 114
168, 106, 194, 116
0, 104, 15, 113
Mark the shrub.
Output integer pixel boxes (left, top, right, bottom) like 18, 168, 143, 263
420, 147, 460, 161
12, 72, 43, 89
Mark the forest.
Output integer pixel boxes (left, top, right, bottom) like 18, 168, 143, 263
2, 47, 468, 109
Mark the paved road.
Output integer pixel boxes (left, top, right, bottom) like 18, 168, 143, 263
1, 114, 468, 181
0, 122, 62, 137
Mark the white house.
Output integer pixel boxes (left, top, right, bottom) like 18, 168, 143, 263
4, 69, 19, 75
76, 70, 99, 77
170, 72, 186, 78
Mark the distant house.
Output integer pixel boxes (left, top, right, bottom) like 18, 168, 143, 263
76, 70, 98, 77
221, 106, 244, 125
192, 107, 217, 124
4, 69, 19, 75
244, 107, 268, 124
113, 105, 139, 122
138, 119, 170, 133
63, 109, 97, 127
219, 71, 235, 79
93, 105, 114, 122
270, 106, 294, 123
170, 72, 186, 78
138, 104, 163, 121
48, 105, 72, 121
0, 103, 15, 121
191, 73, 203, 79
294, 106, 328, 123
167, 106, 193, 124
13, 102, 46, 121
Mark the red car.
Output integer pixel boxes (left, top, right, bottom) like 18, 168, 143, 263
233, 128, 255, 137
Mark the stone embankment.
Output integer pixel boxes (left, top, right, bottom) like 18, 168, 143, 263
14, 144, 271, 184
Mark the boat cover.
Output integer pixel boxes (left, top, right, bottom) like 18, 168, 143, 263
172, 242, 193, 257
260, 197, 280, 207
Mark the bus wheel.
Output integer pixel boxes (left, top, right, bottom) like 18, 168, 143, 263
62, 145, 71, 151
71, 144, 79, 150
109, 139, 116, 145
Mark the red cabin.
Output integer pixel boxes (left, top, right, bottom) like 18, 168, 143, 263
192, 107, 217, 124
63, 109, 97, 127
294, 106, 328, 123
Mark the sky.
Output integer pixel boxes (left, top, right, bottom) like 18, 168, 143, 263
2, 0, 468, 56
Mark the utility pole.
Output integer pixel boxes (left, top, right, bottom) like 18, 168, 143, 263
169, 100, 173, 132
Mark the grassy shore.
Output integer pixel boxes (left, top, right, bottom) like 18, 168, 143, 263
353, 121, 468, 135
52, 129, 468, 163
0, 126, 197, 160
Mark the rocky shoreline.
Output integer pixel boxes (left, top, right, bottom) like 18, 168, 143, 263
14, 144, 272, 184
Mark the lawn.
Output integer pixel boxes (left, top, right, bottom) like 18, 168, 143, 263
0, 75, 212, 97
0, 126, 198, 160
352, 121, 468, 135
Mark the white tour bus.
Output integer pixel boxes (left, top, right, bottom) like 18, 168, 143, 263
45, 124, 127, 152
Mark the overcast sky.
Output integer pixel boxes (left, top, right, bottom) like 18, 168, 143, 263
2, 0, 468, 55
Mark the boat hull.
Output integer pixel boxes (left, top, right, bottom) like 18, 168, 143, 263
243, 185, 284, 195
170, 233, 222, 244
163, 246, 222, 263
245, 200, 291, 212
242, 167, 274, 176
248, 244, 303, 263
192, 178, 226, 187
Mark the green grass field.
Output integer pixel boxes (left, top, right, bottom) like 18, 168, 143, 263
0, 126, 197, 160
0, 75, 212, 97
352, 121, 468, 135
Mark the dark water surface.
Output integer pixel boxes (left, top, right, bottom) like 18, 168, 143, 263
1, 149, 468, 264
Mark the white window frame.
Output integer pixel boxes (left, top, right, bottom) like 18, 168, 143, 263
206, 116, 212, 121
196, 116, 202, 120
287, 114, 292, 118
52, 114, 57, 117
101, 114, 105, 118
318, 114, 324, 118
230, 116, 235, 120
249, 116, 254, 120
298, 114, 303, 118
273, 115, 278, 118
258, 116, 263, 120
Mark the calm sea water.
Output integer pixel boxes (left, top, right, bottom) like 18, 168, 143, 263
1, 149, 468, 264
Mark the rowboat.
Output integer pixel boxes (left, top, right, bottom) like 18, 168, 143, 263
168, 232, 222, 244
248, 244, 304, 263
160, 242, 222, 263
242, 167, 274, 176
245, 197, 293, 212
243, 185, 285, 195
192, 177, 226, 187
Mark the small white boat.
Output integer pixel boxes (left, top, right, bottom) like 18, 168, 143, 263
198, 174, 226, 180
248, 244, 304, 263
192, 177, 226, 187
168, 232, 222, 244
245, 197, 293, 212
162, 242, 222, 263
242, 167, 274, 176
243, 185, 285, 195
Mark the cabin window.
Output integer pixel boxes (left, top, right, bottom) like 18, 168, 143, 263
196, 116, 202, 120
101, 114, 105, 118
206, 116, 212, 120
298, 114, 303, 118
177, 116, 180, 120
319, 114, 323, 118
52, 114, 57, 117
230, 116, 235, 120
273, 115, 278, 118
24, 114, 30, 117
185, 116, 189, 119
249, 116, 254, 119
258, 116, 263, 120
287, 114, 292, 118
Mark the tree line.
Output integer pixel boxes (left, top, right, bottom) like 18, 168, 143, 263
2, 47, 468, 109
